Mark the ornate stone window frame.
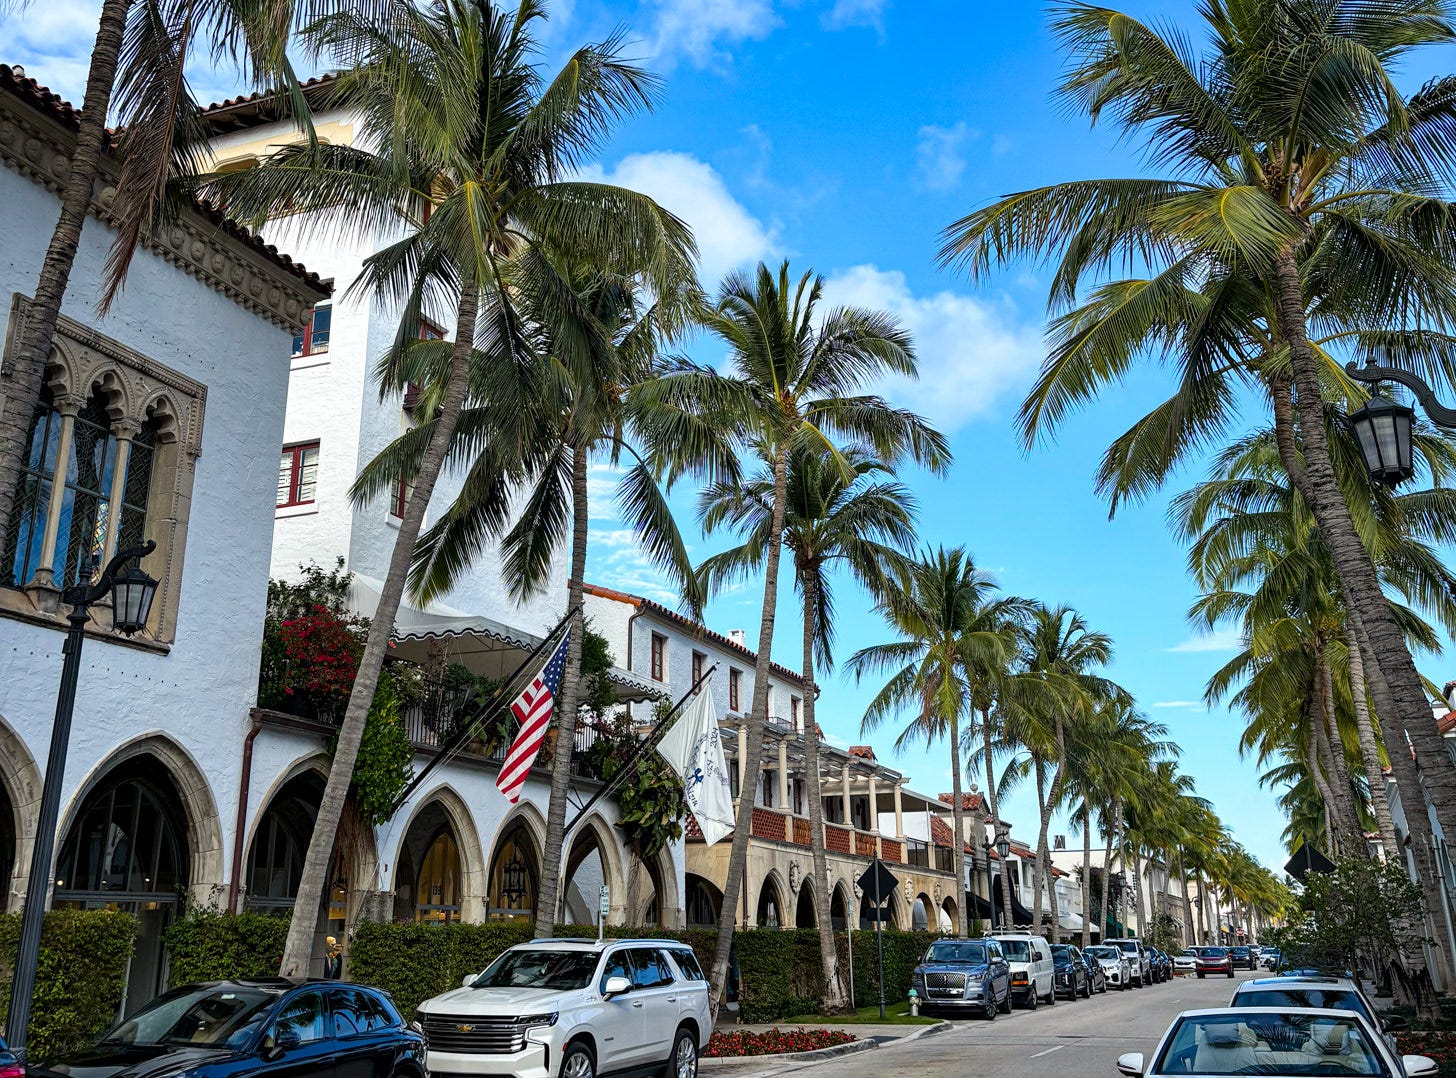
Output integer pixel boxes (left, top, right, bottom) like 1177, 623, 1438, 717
0, 295, 206, 650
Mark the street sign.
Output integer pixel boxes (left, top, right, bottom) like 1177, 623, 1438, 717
1284, 843, 1335, 882
857, 858, 898, 902
599, 885, 611, 918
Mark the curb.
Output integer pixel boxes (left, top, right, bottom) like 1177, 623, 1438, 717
700, 1021, 953, 1072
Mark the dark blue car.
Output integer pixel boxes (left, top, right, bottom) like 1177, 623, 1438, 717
46, 980, 424, 1078
911, 938, 1013, 1020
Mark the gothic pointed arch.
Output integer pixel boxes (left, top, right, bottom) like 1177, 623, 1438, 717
391, 784, 487, 923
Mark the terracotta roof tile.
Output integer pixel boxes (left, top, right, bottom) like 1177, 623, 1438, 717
938, 792, 985, 811
0, 63, 327, 293
1440, 711, 1456, 736
848, 745, 876, 760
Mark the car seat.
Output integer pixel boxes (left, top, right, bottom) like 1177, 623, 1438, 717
1194, 1024, 1260, 1072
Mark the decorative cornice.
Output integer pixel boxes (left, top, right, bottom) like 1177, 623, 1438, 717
0, 72, 328, 332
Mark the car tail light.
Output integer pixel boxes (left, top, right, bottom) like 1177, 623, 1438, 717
0, 1061, 26, 1078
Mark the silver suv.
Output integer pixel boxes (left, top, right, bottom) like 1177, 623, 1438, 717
416, 938, 712, 1078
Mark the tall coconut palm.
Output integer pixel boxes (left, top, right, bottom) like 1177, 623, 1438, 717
640, 261, 948, 1013
0, 0, 363, 544
355, 254, 701, 936
1002, 604, 1120, 939
939, 0, 1456, 845
849, 547, 1024, 936
215, 0, 692, 974
697, 444, 916, 1010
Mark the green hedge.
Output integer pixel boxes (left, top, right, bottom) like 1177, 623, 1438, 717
347, 920, 538, 1016
164, 911, 291, 987
0, 908, 135, 1065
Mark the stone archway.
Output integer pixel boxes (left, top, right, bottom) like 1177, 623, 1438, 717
561, 813, 627, 926
486, 804, 546, 922
756, 871, 786, 929
0, 713, 41, 911
686, 873, 722, 929
391, 785, 488, 924
911, 892, 933, 931
795, 879, 816, 928
940, 895, 958, 933
830, 882, 850, 930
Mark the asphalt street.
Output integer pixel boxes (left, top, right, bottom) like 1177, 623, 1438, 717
758, 970, 1263, 1078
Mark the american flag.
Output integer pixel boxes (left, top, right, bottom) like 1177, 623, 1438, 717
495, 630, 571, 804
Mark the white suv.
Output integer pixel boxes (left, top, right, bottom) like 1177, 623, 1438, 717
1104, 938, 1150, 988
416, 938, 712, 1078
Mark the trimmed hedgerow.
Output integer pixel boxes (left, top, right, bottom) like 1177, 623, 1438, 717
0, 908, 135, 1065
164, 910, 290, 987
346, 920, 537, 1016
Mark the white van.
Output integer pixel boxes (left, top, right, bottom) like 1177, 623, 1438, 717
990, 933, 1056, 1009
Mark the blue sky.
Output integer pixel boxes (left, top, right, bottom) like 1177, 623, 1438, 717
10, 0, 1456, 873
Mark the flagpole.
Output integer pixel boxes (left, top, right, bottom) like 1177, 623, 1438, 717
390, 605, 578, 815
561, 664, 718, 838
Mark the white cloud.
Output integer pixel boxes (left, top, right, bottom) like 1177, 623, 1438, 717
1152, 700, 1204, 709
820, 264, 1046, 431
580, 151, 780, 287
1165, 627, 1245, 653
646, 0, 779, 69
916, 122, 975, 190
822, 0, 888, 31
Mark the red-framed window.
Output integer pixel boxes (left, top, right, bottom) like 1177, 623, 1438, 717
650, 633, 666, 681
278, 442, 320, 508
791, 696, 801, 731
390, 475, 411, 519
292, 303, 332, 357
404, 320, 446, 410
691, 651, 706, 693
729, 668, 741, 712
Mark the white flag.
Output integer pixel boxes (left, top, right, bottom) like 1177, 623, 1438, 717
656, 689, 736, 846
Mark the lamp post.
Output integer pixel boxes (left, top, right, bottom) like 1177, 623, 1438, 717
6, 540, 157, 1061
1343, 361, 1449, 486
994, 831, 1011, 928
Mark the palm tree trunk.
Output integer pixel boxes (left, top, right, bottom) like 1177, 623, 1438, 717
1081, 807, 1093, 949
0, 0, 131, 544
280, 282, 478, 975
709, 441, 789, 1017
800, 573, 846, 1010
982, 712, 1015, 927
948, 714, 970, 938
1036, 715, 1070, 943
1318, 642, 1363, 842
1100, 802, 1119, 940
534, 438, 590, 937
1305, 689, 1344, 854
1178, 849, 1195, 948
1130, 844, 1146, 940
1031, 762, 1047, 935
1345, 617, 1398, 858
1272, 248, 1456, 849
1196, 872, 1209, 944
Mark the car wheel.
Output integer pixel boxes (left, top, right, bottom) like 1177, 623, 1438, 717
1045, 982, 1056, 1006
998, 986, 1013, 1014
1024, 988, 1038, 1010
1081, 977, 1091, 999
562, 1042, 596, 1078
1197, 972, 1205, 979
983, 990, 997, 1021
669, 1029, 697, 1078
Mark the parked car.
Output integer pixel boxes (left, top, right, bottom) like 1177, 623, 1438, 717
910, 937, 1013, 1020
1173, 949, 1200, 976
0, 1036, 20, 1078
46, 980, 425, 1078
1113, 1008, 1436, 1078
1105, 938, 1151, 988
1081, 950, 1109, 995
1197, 946, 1236, 978
1051, 944, 1092, 1000
990, 933, 1056, 1009
1086, 944, 1134, 990
1228, 976, 1407, 1051
1261, 948, 1282, 970
418, 938, 712, 1078
1149, 949, 1172, 983
1230, 946, 1258, 971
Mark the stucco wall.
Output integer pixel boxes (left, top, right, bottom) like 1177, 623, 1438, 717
0, 162, 296, 900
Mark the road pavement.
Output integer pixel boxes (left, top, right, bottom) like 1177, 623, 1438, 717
730, 970, 1264, 1078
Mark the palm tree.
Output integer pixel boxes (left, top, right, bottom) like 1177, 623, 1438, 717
1003, 604, 1119, 940
357, 253, 700, 937
641, 261, 947, 1013
698, 444, 916, 1010
849, 547, 1022, 936
0, 0, 363, 544
215, 0, 691, 974
939, 0, 1456, 847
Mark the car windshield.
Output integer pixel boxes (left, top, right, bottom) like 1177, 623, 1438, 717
1115, 942, 1138, 953
1154, 1014, 1386, 1076
925, 942, 987, 965
473, 949, 601, 990
1234, 990, 1372, 1021
1205, 948, 1230, 957
1087, 947, 1120, 960
101, 985, 281, 1049
997, 940, 1032, 961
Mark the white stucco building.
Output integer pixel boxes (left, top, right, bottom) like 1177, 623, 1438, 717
0, 63, 328, 1010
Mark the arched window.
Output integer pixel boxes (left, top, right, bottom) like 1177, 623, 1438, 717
487, 825, 537, 921
55, 770, 186, 897
686, 874, 720, 928
416, 830, 461, 923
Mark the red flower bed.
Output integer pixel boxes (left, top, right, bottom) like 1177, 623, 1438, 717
704, 1029, 856, 1058
1398, 1031, 1456, 1072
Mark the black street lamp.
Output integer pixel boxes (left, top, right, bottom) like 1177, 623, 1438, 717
1344, 360, 1454, 485
6, 540, 157, 1061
